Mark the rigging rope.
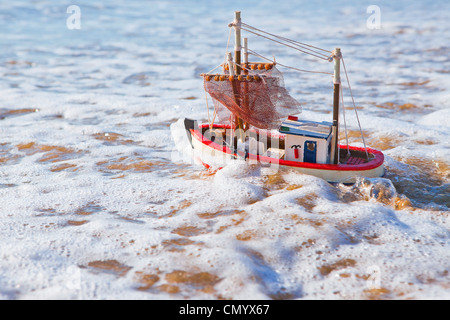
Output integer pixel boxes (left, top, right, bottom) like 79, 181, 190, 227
240, 27, 330, 61
205, 63, 222, 75
341, 56, 369, 160
231, 22, 332, 61
224, 26, 232, 63
204, 28, 233, 129
340, 84, 351, 157
247, 48, 332, 75
241, 22, 331, 56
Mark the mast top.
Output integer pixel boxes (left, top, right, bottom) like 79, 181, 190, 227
333, 48, 341, 85
229, 11, 241, 28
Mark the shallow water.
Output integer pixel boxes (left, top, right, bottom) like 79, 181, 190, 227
0, 0, 449, 299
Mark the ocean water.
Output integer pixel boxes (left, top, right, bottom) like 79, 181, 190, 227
0, 0, 449, 300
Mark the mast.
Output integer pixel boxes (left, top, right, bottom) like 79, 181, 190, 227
243, 37, 248, 65
233, 11, 245, 140
242, 37, 249, 130
330, 48, 341, 164
234, 11, 242, 75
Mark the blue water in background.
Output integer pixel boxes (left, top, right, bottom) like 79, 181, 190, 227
1, 0, 448, 98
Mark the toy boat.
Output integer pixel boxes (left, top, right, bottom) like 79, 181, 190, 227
172, 11, 384, 183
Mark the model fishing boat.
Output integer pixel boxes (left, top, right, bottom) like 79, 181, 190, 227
171, 11, 384, 183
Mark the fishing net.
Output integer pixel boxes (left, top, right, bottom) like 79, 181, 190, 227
203, 64, 301, 129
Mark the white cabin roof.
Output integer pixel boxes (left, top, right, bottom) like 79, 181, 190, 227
279, 116, 332, 140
